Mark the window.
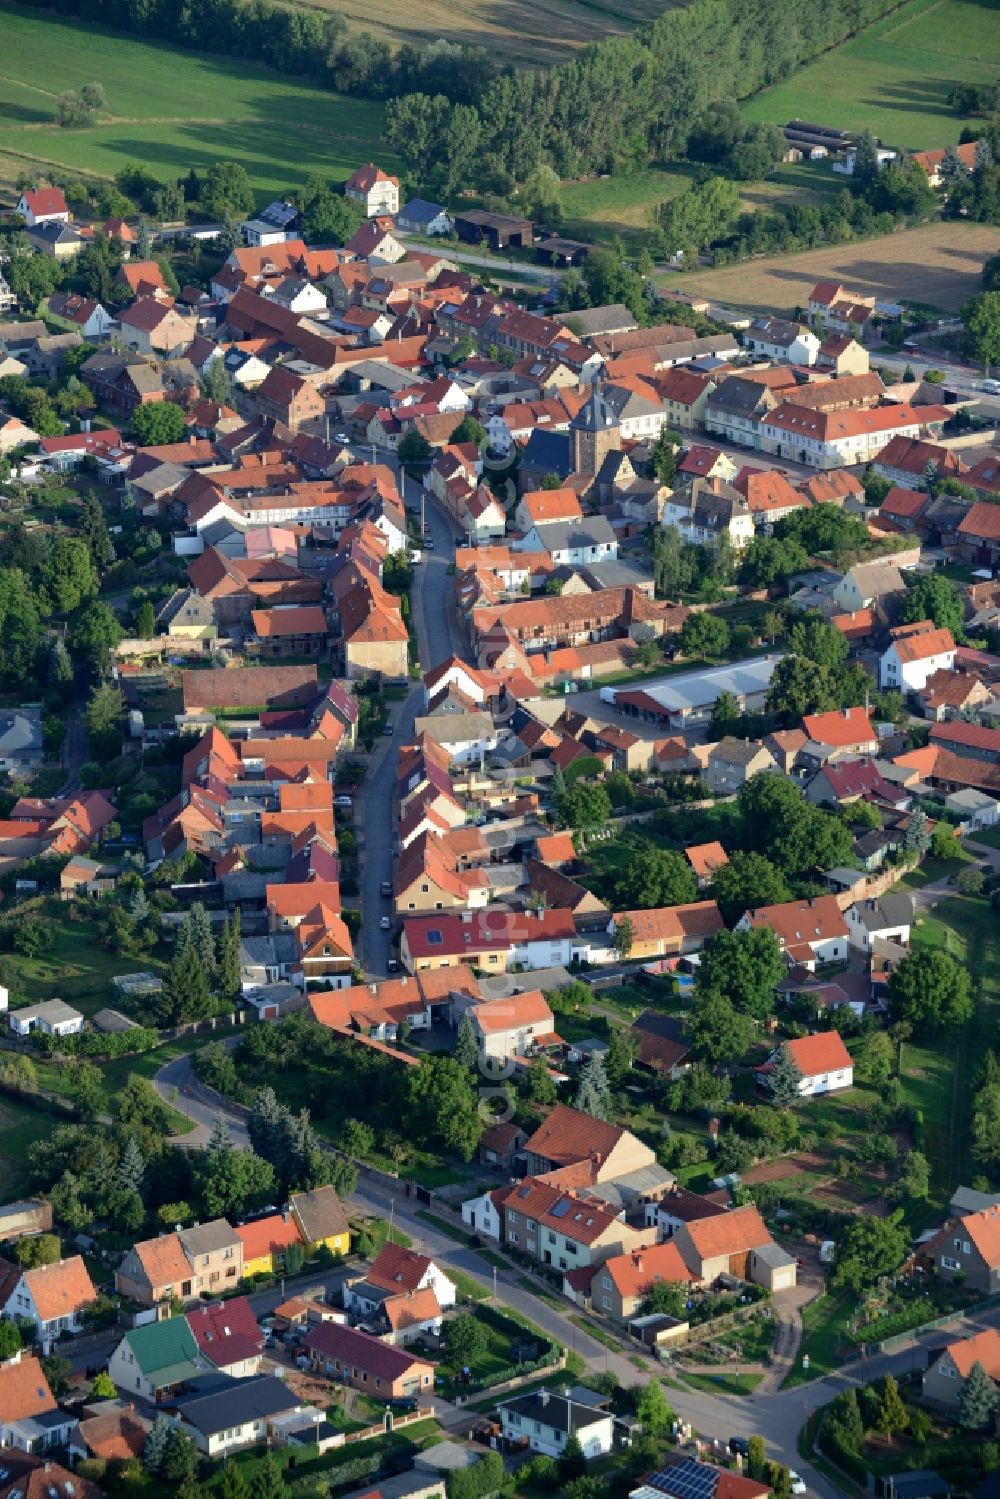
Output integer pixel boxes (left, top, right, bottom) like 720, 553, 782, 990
602, 1296, 611, 1309
941, 1256, 961, 1270
941, 1363, 957, 1378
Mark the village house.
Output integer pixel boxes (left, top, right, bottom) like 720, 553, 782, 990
801, 705, 881, 763
522, 1104, 656, 1181
574, 1241, 695, 1322
609, 902, 724, 961
170, 1374, 306, 1458
2, 1257, 97, 1352
345, 164, 401, 216
289, 1186, 351, 1259
108, 1318, 207, 1403
117, 298, 196, 357
759, 1032, 854, 1099
672, 1205, 797, 1291
498, 1389, 613, 1461
305, 1323, 434, 1399
0, 1353, 71, 1452
738, 895, 849, 967
832, 560, 907, 614
465, 990, 555, 1060
934, 1204, 1000, 1294
923, 1326, 1000, 1408
186, 1298, 264, 1378
16, 188, 69, 226
880, 623, 957, 691
494, 1178, 654, 1272
846, 893, 913, 951
705, 737, 776, 793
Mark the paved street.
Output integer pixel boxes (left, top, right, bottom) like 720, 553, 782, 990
151, 1037, 1000, 1496
357, 481, 471, 976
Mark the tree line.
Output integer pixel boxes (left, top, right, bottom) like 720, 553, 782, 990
32, 0, 907, 188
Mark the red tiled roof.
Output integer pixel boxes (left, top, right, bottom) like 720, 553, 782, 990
941, 1326, 1000, 1378
367, 1243, 437, 1294
785, 1031, 852, 1077
304, 1321, 432, 1381
802, 705, 877, 747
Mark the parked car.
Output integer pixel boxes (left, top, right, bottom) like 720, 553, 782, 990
383, 722, 394, 735
788, 1473, 806, 1496
380, 915, 391, 930
728, 1438, 750, 1459
334, 794, 353, 808
380, 881, 393, 896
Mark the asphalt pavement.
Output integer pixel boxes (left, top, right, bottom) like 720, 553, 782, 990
149, 1047, 1000, 1496
356, 481, 471, 976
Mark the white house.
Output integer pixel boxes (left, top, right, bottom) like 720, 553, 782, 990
846, 893, 913, 952
172, 1374, 304, 1457
411, 710, 500, 766
268, 278, 328, 318
738, 895, 849, 968
397, 199, 453, 236
498, 1389, 614, 1461
16, 188, 70, 227
460, 1187, 504, 1241
8, 999, 83, 1038
743, 318, 820, 367
241, 200, 300, 247
4, 1257, 97, 1352
514, 516, 618, 566
0, 1351, 77, 1451
346, 1243, 457, 1311
759, 403, 925, 471
880, 624, 957, 691
345, 164, 401, 217
945, 788, 1000, 829
660, 480, 755, 552
832, 560, 907, 614
760, 1032, 854, 1098
466, 990, 555, 1061
508, 910, 579, 970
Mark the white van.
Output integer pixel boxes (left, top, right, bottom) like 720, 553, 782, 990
981, 378, 1000, 395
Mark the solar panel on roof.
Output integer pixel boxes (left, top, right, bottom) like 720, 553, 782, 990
550, 1199, 573, 1218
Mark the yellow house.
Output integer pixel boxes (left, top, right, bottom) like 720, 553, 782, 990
235, 1213, 304, 1277
289, 1186, 351, 1259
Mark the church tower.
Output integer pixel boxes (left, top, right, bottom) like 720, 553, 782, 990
570, 381, 621, 477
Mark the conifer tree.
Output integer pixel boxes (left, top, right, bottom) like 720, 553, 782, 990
960, 1360, 999, 1429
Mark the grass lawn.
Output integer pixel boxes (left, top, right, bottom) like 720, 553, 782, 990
678, 1370, 765, 1396
0, 4, 391, 202
0, 1095, 58, 1197
966, 825, 1000, 850
6, 905, 168, 1021
897, 852, 973, 889
741, 0, 1000, 151
782, 1291, 854, 1388
466, 1364, 581, 1413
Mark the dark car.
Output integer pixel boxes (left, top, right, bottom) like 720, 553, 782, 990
729, 1438, 750, 1458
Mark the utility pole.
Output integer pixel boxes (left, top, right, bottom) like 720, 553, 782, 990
388, 1198, 395, 1244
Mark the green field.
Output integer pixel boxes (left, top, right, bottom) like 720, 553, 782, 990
0, 1094, 55, 1197
6, 904, 167, 1021
0, 4, 391, 201
743, 0, 1000, 151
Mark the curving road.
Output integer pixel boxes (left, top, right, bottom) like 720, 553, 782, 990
149, 1045, 1000, 1497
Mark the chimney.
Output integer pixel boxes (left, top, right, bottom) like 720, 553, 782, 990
540, 1390, 549, 1406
